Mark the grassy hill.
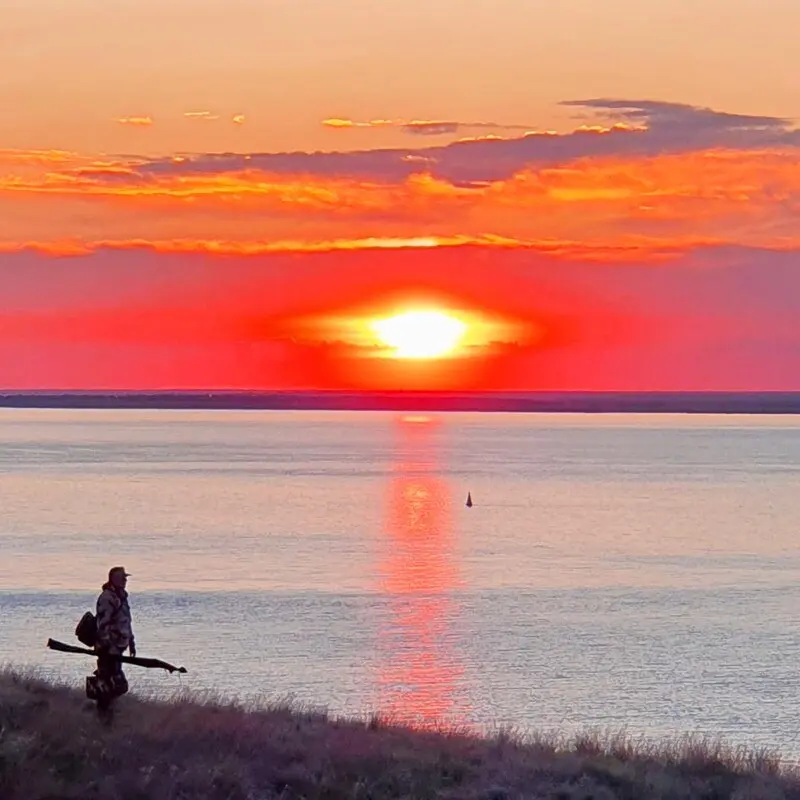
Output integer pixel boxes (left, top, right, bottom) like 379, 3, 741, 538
1, 668, 798, 799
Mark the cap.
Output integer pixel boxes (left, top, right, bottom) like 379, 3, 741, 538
108, 566, 131, 579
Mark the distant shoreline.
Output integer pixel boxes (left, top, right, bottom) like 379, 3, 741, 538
2, 391, 800, 413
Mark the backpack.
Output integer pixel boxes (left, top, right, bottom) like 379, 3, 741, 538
75, 611, 98, 648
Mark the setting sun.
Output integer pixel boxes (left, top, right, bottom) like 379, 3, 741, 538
369, 310, 468, 359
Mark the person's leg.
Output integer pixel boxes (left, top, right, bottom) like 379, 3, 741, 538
95, 650, 119, 723
97, 696, 113, 724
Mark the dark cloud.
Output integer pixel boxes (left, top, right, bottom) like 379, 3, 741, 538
562, 98, 793, 133
130, 99, 800, 185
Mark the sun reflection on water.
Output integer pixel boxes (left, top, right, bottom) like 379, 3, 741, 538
375, 415, 470, 729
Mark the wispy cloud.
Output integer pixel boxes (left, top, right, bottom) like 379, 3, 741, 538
322, 118, 396, 129
115, 116, 153, 127
0, 235, 701, 263
115, 111, 244, 126
184, 111, 220, 121
322, 117, 536, 136
0, 149, 78, 166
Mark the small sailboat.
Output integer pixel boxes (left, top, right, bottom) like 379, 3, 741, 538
465, 491, 473, 508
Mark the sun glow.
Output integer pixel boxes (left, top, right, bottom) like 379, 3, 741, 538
370, 310, 468, 359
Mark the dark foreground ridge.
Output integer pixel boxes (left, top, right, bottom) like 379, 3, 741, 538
2, 391, 800, 413
2, 670, 798, 800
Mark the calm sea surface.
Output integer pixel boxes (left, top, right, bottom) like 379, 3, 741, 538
2, 409, 800, 753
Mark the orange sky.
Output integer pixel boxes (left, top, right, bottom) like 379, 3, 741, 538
1, 1, 799, 391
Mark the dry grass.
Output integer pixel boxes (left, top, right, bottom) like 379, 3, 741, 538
1, 668, 799, 799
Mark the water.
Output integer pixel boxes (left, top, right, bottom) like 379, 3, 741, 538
2, 409, 800, 754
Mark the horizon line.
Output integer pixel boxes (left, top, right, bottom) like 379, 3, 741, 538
1, 389, 800, 414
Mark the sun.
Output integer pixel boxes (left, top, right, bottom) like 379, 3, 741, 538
369, 309, 468, 359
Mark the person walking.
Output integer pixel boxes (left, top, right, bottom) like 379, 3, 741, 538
89, 566, 136, 721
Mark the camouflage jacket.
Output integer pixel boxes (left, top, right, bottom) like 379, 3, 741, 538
95, 584, 135, 653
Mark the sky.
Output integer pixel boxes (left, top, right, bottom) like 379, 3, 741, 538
2, 0, 799, 391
